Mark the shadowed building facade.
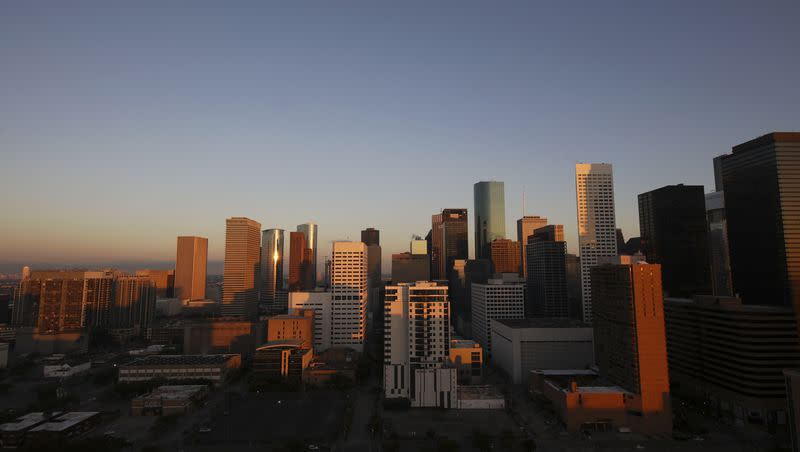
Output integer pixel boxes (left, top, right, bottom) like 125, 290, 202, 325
297, 223, 318, 288
526, 225, 568, 317
175, 236, 208, 302
430, 209, 468, 280
222, 217, 262, 318
718, 133, 800, 314
517, 216, 548, 278
289, 232, 314, 291
638, 184, 711, 298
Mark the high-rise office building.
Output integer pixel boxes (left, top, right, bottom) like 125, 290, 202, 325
526, 225, 568, 317
474, 181, 506, 259
575, 163, 617, 323
591, 261, 672, 433
361, 227, 380, 247
430, 209, 469, 280
330, 241, 368, 351
83, 270, 115, 329
289, 231, 313, 291
638, 184, 711, 298
109, 275, 156, 337
718, 133, 800, 310
383, 281, 455, 408
134, 269, 174, 298
13, 271, 85, 331
392, 240, 430, 284
297, 223, 318, 287
565, 253, 582, 320
175, 236, 208, 302
489, 238, 521, 274
517, 216, 548, 278
222, 217, 262, 318
472, 277, 525, 356
260, 229, 284, 311
705, 191, 733, 296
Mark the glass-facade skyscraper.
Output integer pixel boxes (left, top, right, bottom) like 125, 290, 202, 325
474, 181, 506, 259
260, 229, 284, 311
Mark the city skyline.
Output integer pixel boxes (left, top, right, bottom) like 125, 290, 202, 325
3, 2, 800, 269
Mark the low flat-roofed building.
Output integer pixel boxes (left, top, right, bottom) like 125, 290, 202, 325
529, 370, 636, 433
449, 339, 483, 384
3, 412, 102, 447
253, 340, 312, 381
457, 385, 505, 409
665, 296, 800, 429
118, 354, 241, 382
183, 318, 263, 362
491, 318, 594, 383
0, 412, 55, 448
303, 347, 358, 385
131, 385, 209, 416
266, 309, 314, 349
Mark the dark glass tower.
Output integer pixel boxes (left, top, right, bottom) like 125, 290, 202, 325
474, 181, 506, 259
361, 227, 380, 246
638, 184, 711, 298
526, 225, 568, 317
720, 132, 800, 308
430, 209, 468, 280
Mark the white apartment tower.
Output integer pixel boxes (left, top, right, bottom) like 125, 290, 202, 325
330, 241, 368, 351
383, 281, 456, 408
575, 163, 617, 323
471, 278, 525, 356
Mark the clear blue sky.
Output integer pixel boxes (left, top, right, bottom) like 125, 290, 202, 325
1, 1, 799, 272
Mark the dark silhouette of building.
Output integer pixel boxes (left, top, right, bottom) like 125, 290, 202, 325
638, 184, 711, 298
565, 254, 582, 320
490, 238, 521, 274
361, 227, 380, 246
392, 253, 429, 284
719, 133, 800, 309
526, 225, 568, 317
289, 231, 313, 291
430, 209, 468, 280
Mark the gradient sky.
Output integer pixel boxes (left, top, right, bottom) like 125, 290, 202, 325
2, 1, 799, 273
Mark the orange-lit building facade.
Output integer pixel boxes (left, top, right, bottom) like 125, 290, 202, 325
449, 339, 482, 384
175, 236, 208, 301
134, 269, 175, 298
183, 318, 264, 362
222, 217, 261, 318
591, 261, 672, 434
267, 309, 314, 349
490, 239, 521, 274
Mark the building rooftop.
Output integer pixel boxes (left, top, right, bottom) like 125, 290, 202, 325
458, 385, 504, 400
0, 413, 58, 432
665, 296, 795, 313
532, 369, 597, 376
257, 339, 305, 350
29, 412, 99, 432
732, 132, 800, 154
122, 354, 238, 367
451, 339, 481, 349
494, 318, 591, 329
136, 385, 207, 401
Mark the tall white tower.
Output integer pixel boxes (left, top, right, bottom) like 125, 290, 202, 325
575, 163, 618, 323
330, 241, 368, 351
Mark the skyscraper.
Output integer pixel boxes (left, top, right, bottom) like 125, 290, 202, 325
591, 261, 672, 433
222, 217, 261, 318
134, 269, 174, 298
260, 229, 284, 311
83, 270, 115, 329
361, 227, 380, 246
297, 223, 318, 287
526, 225, 568, 318
575, 163, 617, 323
289, 232, 312, 291
719, 133, 800, 310
175, 236, 208, 301
517, 216, 548, 278
430, 209, 468, 280
705, 191, 733, 296
489, 238, 521, 274
330, 241, 368, 351
109, 275, 156, 338
474, 181, 506, 259
638, 184, 711, 298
